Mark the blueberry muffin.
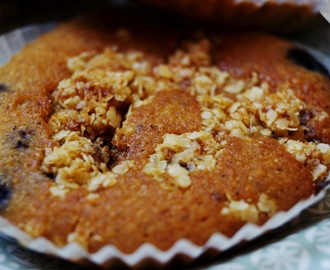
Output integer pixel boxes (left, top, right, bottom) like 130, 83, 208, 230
134, 0, 322, 32
0, 9, 329, 256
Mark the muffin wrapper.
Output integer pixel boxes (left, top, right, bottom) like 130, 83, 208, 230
321, 0, 330, 22
134, 0, 325, 33
233, 0, 323, 12
1, 23, 330, 268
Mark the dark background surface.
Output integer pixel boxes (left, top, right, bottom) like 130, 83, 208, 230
0, 0, 330, 54
0, 0, 124, 34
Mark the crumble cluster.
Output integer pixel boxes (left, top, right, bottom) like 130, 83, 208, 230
41, 31, 330, 220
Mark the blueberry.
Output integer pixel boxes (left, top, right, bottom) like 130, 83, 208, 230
0, 84, 8, 93
314, 180, 330, 195
287, 47, 329, 77
0, 184, 10, 212
10, 126, 32, 150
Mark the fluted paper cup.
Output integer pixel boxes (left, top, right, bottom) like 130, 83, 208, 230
134, 0, 324, 33
321, 0, 330, 22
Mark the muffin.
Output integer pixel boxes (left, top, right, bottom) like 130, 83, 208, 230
133, 0, 323, 32
0, 8, 329, 265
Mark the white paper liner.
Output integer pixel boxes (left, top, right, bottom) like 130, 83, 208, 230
233, 0, 323, 12
0, 23, 55, 66
1, 23, 330, 268
136, 0, 324, 14
321, 0, 330, 22
0, 190, 328, 267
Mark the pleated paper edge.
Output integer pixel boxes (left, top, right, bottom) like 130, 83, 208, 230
0, 189, 328, 267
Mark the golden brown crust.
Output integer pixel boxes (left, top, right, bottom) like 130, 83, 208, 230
0, 9, 329, 254
113, 89, 203, 161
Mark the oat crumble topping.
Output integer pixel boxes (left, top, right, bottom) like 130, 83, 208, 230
143, 131, 223, 188
221, 193, 277, 222
41, 34, 330, 219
